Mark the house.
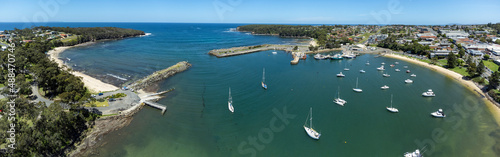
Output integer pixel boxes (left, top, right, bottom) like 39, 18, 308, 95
418, 41, 432, 45
430, 50, 456, 58
444, 31, 469, 38
417, 33, 437, 40
468, 49, 484, 56
465, 44, 489, 51
488, 44, 500, 56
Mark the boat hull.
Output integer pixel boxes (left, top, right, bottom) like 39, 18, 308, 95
228, 101, 234, 113
304, 126, 320, 140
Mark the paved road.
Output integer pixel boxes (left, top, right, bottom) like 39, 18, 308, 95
31, 85, 54, 106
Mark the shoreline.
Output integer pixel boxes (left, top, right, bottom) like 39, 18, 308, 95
47, 43, 119, 93
384, 53, 500, 125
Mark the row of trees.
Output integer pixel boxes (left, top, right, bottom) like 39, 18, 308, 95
36, 26, 145, 47
0, 26, 143, 156
237, 25, 333, 46
377, 35, 430, 56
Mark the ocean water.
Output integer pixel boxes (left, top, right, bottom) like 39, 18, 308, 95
2, 23, 499, 156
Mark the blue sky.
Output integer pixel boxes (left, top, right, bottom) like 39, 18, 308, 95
1, 0, 500, 24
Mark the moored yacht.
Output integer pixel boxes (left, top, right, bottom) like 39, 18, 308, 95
381, 85, 389, 90
404, 149, 422, 157
422, 89, 435, 97
431, 109, 446, 118
337, 72, 345, 77
383, 73, 390, 77
304, 108, 321, 140
377, 65, 385, 71
405, 79, 413, 84
386, 94, 398, 113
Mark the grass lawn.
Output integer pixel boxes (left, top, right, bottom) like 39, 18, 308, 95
85, 100, 109, 107
450, 66, 469, 76
483, 60, 499, 72
0, 84, 4, 88
60, 35, 78, 43
438, 59, 447, 66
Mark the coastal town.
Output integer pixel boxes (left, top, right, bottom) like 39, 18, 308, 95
1, 23, 500, 156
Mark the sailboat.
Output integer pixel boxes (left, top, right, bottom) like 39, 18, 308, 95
353, 77, 362, 92
343, 62, 349, 71
228, 87, 234, 113
386, 94, 399, 113
304, 107, 321, 140
334, 87, 347, 106
261, 68, 267, 90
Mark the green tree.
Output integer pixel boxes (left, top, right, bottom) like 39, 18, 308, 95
447, 52, 457, 68
490, 71, 500, 89
293, 46, 298, 51
468, 62, 477, 77
484, 54, 490, 60
458, 48, 465, 58
466, 56, 473, 65
478, 61, 486, 76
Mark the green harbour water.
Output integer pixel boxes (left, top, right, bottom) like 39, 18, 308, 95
93, 52, 500, 157
40, 23, 500, 156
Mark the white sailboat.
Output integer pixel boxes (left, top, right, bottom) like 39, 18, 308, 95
228, 87, 234, 113
337, 72, 345, 77
334, 87, 347, 106
381, 85, 389, 90
262, 68, 267, 90
386, 94, 399, 113
360, 69, 366, 73
377, 65, 385, 71
304, 107, 321, 140
353, 77, 363, 92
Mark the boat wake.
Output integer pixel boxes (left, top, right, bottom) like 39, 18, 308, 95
223, 28, 237, 32
106, 73, 128, 81
140, 33, 152, 37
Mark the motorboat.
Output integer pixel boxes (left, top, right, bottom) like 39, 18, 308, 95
404, 149, 422, 157
383, 73, 390, 77
422, 89, 435, 97
381, 85, 389, 90
360, 70, 366, 73
411, 74, 416, 77
431, 109, 446, 118
406, 70, 411, 73
395, 69, 400, 72
405, 79, 413, 84
377, 65, 385, 71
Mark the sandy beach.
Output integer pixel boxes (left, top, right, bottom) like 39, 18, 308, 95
47, 44, 119, 93
309, 38, 318, 47
385, 53, 500, 125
